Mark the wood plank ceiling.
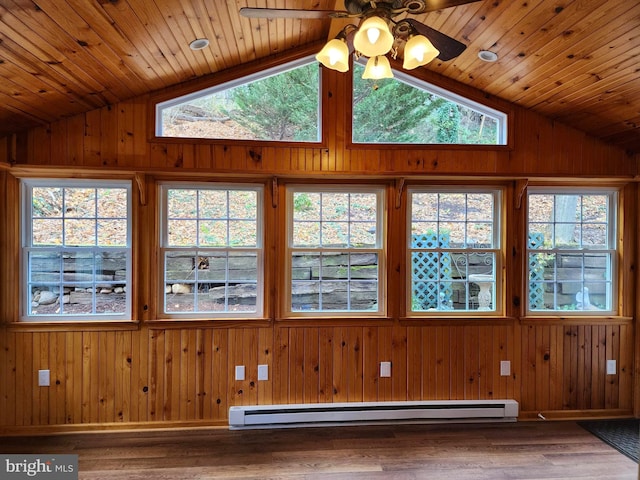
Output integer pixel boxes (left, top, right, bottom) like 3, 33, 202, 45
1, 0, 639, 154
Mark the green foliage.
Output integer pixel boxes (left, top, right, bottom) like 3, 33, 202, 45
227, 63, 320, 141
293, 193, 314, 212
352, 63, 499, 144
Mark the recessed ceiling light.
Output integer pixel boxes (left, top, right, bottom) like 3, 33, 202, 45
189, 38, 210, 51
478, 50, 498, 62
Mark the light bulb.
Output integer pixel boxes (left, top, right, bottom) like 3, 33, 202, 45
367, 27, 381, 44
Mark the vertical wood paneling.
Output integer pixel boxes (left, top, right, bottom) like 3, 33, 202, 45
0, 320, 634, 430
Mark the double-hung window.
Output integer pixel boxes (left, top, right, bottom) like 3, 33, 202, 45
286, 186, 385, 316
160, 184, 263, 318
22, 179, 132, 321
527, 188, 617, 314
408, 188, 502, 314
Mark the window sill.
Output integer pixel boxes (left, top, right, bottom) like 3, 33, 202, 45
520, 315, 633, 325
7, 320, 140, 332
400, 316, 516, 326
145, 318, 272, 329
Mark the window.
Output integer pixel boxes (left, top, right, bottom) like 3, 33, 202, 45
156, 56, 321, 142
408, 188, 501, 313
22, 180, 132, 321
527, 188, 617, 314
160, 184, 263, 318
352, 62, 507, 145
286, 186, 385, 316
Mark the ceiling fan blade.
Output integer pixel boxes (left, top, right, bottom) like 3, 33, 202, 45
422, 0, 482, 13
239, 8, 350, 20
404, 18, 467, 61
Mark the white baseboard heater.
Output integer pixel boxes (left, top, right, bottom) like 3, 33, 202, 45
229, 399, 519, 429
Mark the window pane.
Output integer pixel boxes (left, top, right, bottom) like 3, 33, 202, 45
229, 220, 257, 247
291, 251, 379, 312
32, 187, 62, 218
527, 190, 615, 313
199, 220, 227, 246
65, 188, 95, 218
98, 219, 127, 246
64, 219, 96, 246
409, 190, 499, 313
97, 188, 127, 218
168, 189, 197, 218
352, 63, 505, 145
200, 190, 227, 218
32, 219, 63, 246
168, 220, 197, 246
158, 61, 320, 142
24, 181, 131, 320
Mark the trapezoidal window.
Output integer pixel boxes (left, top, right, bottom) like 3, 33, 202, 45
352, 62, 507, 145
156, 56, 321, 142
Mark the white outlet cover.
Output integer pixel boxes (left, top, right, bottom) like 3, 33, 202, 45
258, 364, 268, 381
500, 360, 511, 376
38, 369, 50, 387
606, 360, 616, 375
235, 365, 245, 381
380, 361, 391, 378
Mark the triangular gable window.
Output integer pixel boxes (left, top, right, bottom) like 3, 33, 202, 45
156, 57, 321, 142
352, 62, 507, 145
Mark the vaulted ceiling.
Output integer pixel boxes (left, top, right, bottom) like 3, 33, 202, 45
1, 0, 639, 154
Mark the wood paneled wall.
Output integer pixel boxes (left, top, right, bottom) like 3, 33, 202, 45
0, 52, 638, 432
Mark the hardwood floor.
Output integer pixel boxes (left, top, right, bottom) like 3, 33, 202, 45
0, 421, 637, 479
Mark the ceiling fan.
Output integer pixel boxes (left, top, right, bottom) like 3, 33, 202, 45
240, 1, 481, 78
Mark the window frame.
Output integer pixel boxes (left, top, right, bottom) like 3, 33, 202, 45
21, 178, 133, 322
525, 186, 619, 316
350, 60, 509, 147
406, 186, 503, 317
154, 55, 323, 145
284, 184, 387, 318
158, 181, 265, 320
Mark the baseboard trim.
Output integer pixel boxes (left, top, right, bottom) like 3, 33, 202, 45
0, 420, 227, 437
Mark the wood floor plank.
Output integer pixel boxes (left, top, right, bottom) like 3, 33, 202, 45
0, 421, 636, 479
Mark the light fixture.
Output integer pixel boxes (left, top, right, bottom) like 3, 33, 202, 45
189, 38, 210, 51
317, 14, 441, 80
478, 50, 498, 62
362, 55, 393, 79
316, 38, 350, 72
353, 16, 395, 58
403, 35, 440, 70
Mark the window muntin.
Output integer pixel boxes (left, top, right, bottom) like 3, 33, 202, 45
156, 56, 321, 143
352, 62, 507, 145
287, 187, 385, 315
408, 188, 501, 314
527, 189, 617, 314
160, 184, 263, 317
22, 180, 132, 321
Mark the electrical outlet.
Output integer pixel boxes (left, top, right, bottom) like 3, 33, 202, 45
500, 360, 511, 376
258, 364, 269, 381
380, 361, 391, 378
38, 369, 50, 387
606, 360, 616, 375
235, 365, 245, 381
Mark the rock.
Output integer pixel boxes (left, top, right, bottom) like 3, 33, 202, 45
172, 283, 191, 294
114, 287, 124, 294
38, 291, 58, 305
100, 288, 113, 294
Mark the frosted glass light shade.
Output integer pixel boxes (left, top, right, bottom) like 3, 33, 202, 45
403, 35, 440, 69
353, 16, 394, 57
362, 55, 393, 79
316, 39, 350, 72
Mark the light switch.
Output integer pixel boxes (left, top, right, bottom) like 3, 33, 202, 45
606, 360, 616, 375
380, 361, 391, 378
258, 364, 268, 381
500, 360, 511, 376
235, 365, 245, 381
